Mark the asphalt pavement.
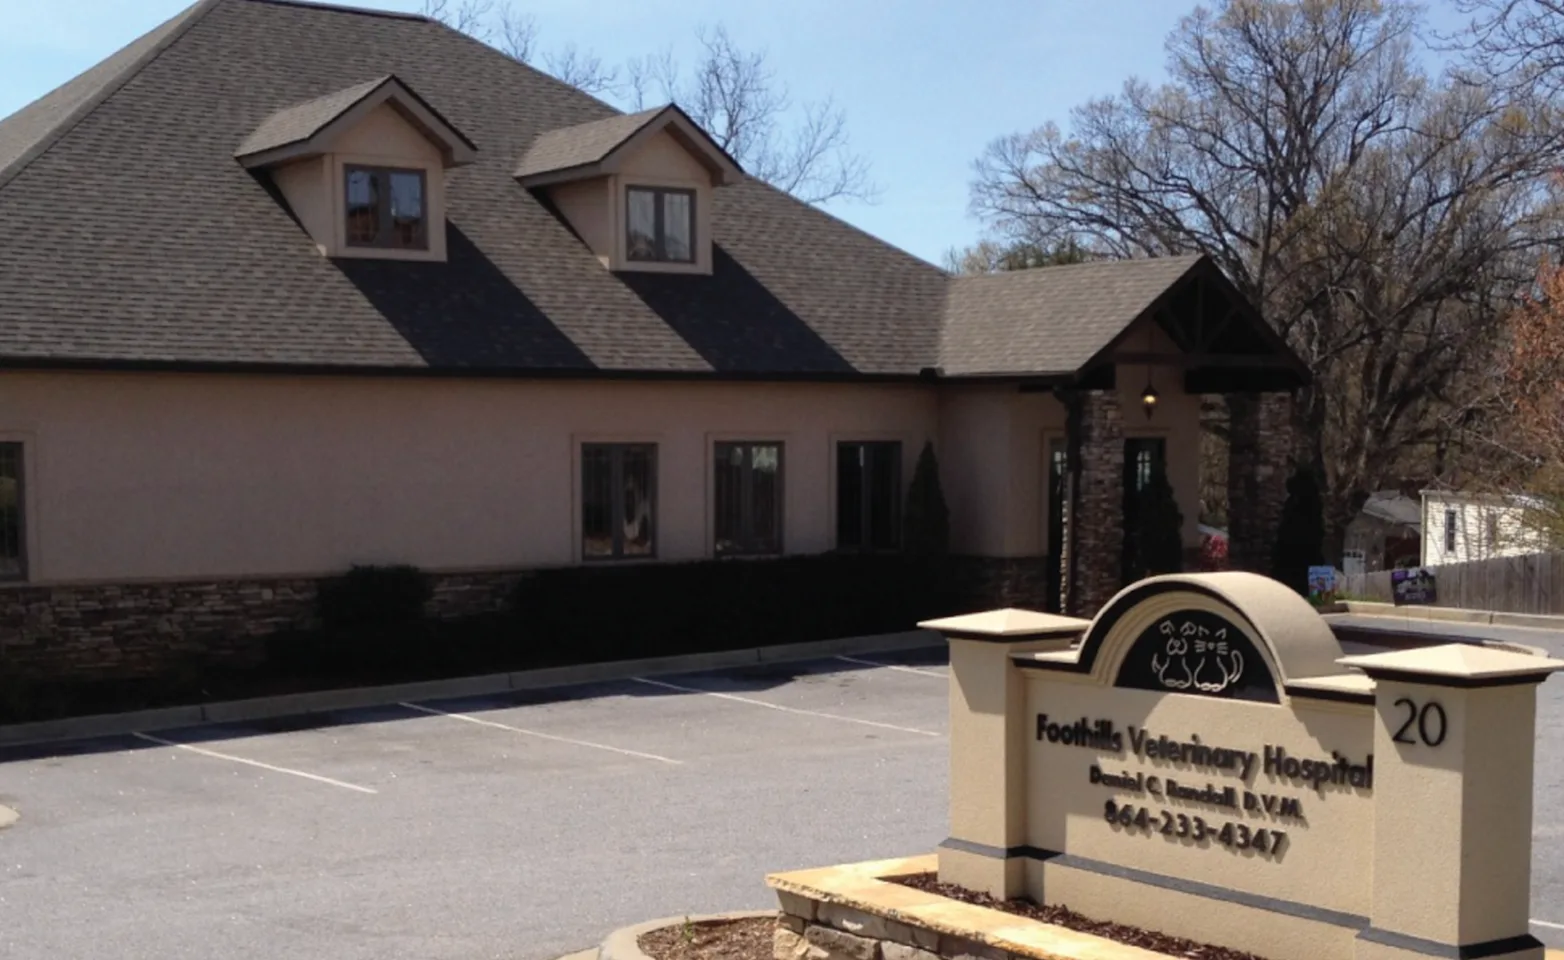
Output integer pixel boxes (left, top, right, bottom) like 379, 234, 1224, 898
0, 642, 1560, 959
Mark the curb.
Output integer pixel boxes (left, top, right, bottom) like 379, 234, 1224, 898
0, 630, 940, 747
1341, 601, 1564, 630
600, 910, 776, 960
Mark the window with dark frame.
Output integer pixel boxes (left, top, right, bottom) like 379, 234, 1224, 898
581, 443, 656, 560
345, 166, 428, 250
836, 441, 901, 552
626, 186, 695, 263
0, 442, 23, 581
714, 442, 783, 556
1444, 508, 1458, 554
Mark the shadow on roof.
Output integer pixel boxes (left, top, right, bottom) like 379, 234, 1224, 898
618, 246, 857, 374
333, 224, 595, 370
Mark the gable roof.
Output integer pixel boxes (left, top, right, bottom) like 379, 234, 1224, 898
0, 0, 1302, 388
236, 73, 477, 168
515, 103, 743, 186
237, 76, 389, 157
514, 107, 664, 179
939, 255, 1205, 377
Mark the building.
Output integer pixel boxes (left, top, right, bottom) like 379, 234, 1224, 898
0, 0, 1307, 682
1420, 490, 1552, 566
1342, 492, 1422, 575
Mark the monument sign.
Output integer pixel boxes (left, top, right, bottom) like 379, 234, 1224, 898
928, 572, 1561, 960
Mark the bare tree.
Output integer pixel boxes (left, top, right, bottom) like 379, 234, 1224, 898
968, 0, 1564, 558
421, 13, 874, 206
1452, 0, 1564, 96
420, 0, 495, 42
644, 26, 876, 205
495, 5, 537, 63
544, 44, 619, 96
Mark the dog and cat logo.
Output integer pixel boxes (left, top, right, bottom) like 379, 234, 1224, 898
1148, 617, 1245, 694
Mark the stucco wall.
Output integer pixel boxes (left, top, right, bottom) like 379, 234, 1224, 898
937, 356, 1203, 559
0, 372, 936, 584
548, 176, 612, 264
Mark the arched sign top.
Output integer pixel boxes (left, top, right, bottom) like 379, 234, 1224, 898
1076, 572, 1346, 702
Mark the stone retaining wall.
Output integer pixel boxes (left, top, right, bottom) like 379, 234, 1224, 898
774, 891, 1012, 960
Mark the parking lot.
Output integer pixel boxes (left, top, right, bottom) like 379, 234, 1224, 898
0, 644, 1561, 960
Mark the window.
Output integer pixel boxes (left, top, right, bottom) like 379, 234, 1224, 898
1444, 508, 1458, 554
0, 443, 22, 580
837, 442, 901, 551
626, 186, 695, 263
714, 442, 782, 555
581, 444, 656, 560
345, 166, 428, 250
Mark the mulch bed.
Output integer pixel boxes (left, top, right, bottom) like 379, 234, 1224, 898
894, 873, 1267, 960
638, 916, 775, 960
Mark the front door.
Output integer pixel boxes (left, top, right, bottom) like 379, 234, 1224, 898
1122, 437, 1167, 585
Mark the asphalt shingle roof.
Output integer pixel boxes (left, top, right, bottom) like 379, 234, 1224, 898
0, 0, 1251, 381
236, 75, 392, 158
940, 256, 1205, 376
514, 107, 666, 180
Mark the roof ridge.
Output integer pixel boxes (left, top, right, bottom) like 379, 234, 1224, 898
0, 0, 223, 193
237, 0, 431, 21
950, 253, 1206, 283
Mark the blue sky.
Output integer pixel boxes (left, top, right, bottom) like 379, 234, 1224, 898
0, 1, 1463, 265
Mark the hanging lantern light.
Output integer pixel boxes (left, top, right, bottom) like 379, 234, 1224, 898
1140, 322, 1158, 419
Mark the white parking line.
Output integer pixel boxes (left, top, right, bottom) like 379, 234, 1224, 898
630, 677, 942, 737
837, 655, 948, 679
1533, 918, 1564, 931
398, 702, 681, 765
131, 732, 378, 794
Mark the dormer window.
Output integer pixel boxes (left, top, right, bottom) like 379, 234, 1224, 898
345, 166, 428, 250
626, 186, 694, 263
236, 75, 475, 262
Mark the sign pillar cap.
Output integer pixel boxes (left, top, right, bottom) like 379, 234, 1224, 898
1337, 643, 1564, 688
920, 608, 1091, 642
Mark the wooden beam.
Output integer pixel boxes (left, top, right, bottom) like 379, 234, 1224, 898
1110, 351, 1299, 369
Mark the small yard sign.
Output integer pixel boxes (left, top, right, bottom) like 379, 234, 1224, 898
1390, 566, 1437, 605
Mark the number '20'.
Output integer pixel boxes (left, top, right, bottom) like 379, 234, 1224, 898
1391, 698, 1446, 747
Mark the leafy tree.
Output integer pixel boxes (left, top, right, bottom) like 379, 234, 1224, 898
1468, 259, 1564, 548
902, 441, 951, 557
1272, 467, 1326, 595
966, 0, 1564, 559
1124, 470, 1184, 582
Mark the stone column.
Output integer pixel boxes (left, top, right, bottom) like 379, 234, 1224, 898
1070, 389, 1124, 618
1226, 392, 1292, 574
921, 608, 1090, 899
1340, 645, 1564, 960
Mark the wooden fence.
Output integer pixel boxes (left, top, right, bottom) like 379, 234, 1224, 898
1340, 552, 1564, 614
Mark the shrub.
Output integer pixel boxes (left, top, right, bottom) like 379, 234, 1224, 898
316, 564, 433, 634
509, 553, 957, 665
1124, 469, 1185, 581
1271, 465, 1326, 595
903, 441, 950, 557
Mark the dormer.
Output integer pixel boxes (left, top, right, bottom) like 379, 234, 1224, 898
237, 76, 476, 262
515, 105, 743, 275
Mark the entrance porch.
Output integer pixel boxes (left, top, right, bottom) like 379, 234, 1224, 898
937, 256, 1308, 615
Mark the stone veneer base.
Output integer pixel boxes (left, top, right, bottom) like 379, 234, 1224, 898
0, 557, 1047, 686
767, 855, 1184, 960
0, 569, 525, 683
